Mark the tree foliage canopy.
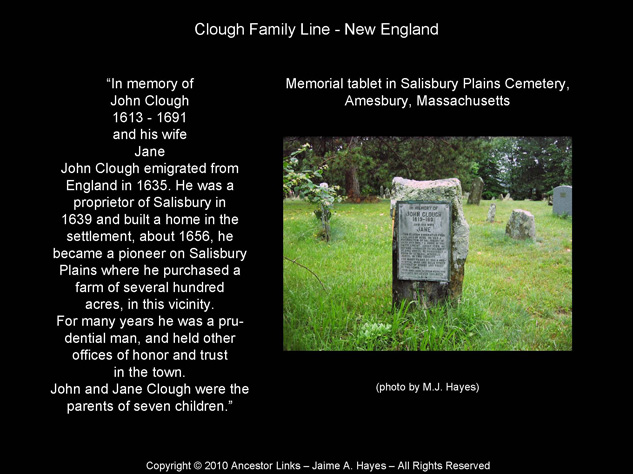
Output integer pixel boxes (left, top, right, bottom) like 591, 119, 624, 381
283, 136, 571, 201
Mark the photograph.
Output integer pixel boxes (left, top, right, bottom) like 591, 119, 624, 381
283, 136, 572, 350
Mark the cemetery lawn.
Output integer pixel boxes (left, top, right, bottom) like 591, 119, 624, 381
283, 199, 572, 351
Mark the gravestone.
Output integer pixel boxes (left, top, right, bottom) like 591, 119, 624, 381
505, 209, 535, 240
552, 185, 572, 216
467, 177, 484, 205
487, 203, 496, 223
391, 177, 469, 307
380, 185, 384, 199
498, 193, 504, 200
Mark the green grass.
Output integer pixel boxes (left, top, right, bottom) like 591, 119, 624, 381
283, 198, 572, 351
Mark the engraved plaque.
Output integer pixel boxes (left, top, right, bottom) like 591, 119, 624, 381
397, 201, 451, 281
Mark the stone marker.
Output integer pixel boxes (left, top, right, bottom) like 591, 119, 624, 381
552, 185, 572, 216
505, 209, 535, 240
391, 177, 469, 307
380, 185, 384, 199
499, 193, 504, 200
487, 203, 496, 223
467, 177, 484, 205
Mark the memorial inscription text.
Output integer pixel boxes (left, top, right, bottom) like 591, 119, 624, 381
397, 202, 451, 281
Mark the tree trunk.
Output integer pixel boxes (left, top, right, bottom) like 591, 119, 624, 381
345, 166, 361, 202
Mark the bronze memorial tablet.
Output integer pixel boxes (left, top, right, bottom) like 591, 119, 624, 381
396, 201, 451, 282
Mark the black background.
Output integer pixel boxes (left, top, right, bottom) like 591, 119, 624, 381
27, 9, 594, 473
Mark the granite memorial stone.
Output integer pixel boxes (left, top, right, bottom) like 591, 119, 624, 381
552, 185, 572, 216
391, 177, 469, 307
487, 203, 496, 223
506, 209, 535, 240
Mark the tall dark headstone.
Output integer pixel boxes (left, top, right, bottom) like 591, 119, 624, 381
467, 177, 484, 205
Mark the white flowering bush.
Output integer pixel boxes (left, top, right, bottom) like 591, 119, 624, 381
283, 144, 343, 241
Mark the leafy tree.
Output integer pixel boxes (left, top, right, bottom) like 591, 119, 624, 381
283, 143, 342, 241
376, 137, 488, 192
324, 140, 375, 201
499, 137, 572, 200
282, 136, 570, 201
474, 138, 505, 199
